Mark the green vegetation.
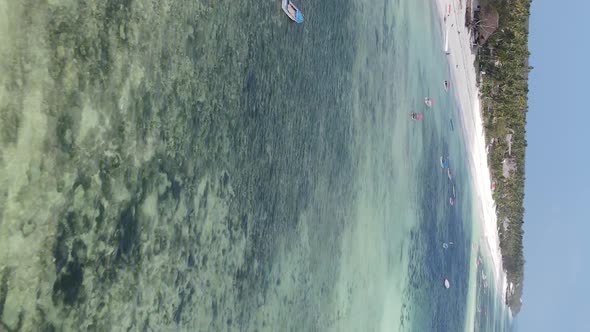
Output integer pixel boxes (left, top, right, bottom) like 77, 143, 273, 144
475, 0, 532, 316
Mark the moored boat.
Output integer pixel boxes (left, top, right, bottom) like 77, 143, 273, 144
282, 0, 304, 23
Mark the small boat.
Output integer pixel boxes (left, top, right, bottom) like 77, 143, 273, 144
449, 197, 455, 206
424, 97, 433, 108
282, 0, 304, 23
447, 168, 452, 180
443, 80, 450, 91
444, 279, 450, 289
449, 119, 454, 131
444, 28, 450, 55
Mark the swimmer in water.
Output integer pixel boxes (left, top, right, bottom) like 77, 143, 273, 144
410, 112, 423, 121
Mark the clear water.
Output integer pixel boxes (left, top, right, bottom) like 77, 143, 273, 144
0, 0, 512, 330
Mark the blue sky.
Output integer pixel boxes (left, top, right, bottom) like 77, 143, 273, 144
520, 0, 590, 331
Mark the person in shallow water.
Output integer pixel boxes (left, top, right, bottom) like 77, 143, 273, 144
410, 112, 423, 121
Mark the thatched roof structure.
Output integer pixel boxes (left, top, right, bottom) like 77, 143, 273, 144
477, 6, 500, 44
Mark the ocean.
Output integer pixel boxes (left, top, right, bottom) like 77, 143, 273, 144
0, 0, 512, 330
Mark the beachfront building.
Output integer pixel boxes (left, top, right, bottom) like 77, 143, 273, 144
473, 5, 500, 45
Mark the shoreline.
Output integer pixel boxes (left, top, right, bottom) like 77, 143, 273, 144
432, 0, 508, 303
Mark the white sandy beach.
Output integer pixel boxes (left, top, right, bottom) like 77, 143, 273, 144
432, 0, 507, 299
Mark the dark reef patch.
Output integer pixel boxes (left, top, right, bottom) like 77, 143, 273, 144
52, 259, 84, 306
0, 104, 21, 145
53, 222, 69, 274
114, 203, 140, 263
55, 113, 74, 153
0, 268, 10, 320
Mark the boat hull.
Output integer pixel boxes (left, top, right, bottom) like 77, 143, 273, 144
282, 0, 304, 23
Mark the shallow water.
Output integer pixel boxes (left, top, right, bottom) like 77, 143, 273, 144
0, 0, 511, 330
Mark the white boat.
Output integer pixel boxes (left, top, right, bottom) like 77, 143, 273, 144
444, 28, 450, 55
282, 0, 304, 23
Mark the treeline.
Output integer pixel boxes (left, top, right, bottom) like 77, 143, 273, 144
476, 0, 532, 315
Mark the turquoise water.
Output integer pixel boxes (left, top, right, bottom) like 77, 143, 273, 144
0, 0, 511, 330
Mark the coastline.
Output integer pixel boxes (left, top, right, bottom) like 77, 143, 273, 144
432, 0, 508, 305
